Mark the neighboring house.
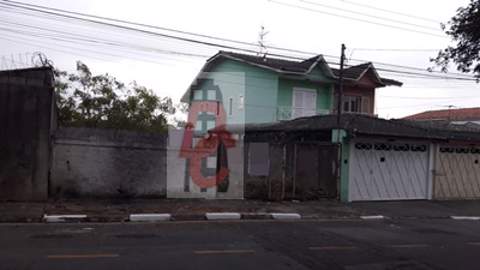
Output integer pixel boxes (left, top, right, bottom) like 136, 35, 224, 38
217, 114, 480, 202
404, 107, 480, 125
181, 51, 402, 126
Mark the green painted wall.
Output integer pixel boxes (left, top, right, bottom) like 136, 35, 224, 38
197, 59, 279, 124
332, 129, 350, 202
193, 59, 334, 125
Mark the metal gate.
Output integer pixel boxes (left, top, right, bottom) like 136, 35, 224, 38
349, 140, 430, 201
294, 143, 338, 200
434, 145, 480, 199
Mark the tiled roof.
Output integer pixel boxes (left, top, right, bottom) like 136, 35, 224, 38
332, 63, 371, 79
236, 114, 480, 142
403, 107, 480, 122
213, 51, 401, 85
214, 51, 329, 74
182, 51, 403, 102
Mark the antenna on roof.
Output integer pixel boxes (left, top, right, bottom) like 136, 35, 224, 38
257, 25, 269, 60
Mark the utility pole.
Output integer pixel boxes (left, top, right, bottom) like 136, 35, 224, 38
336, 44, 346, 127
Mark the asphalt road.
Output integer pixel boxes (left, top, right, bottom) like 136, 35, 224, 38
1, 219, 480, 270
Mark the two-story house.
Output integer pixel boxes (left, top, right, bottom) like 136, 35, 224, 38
172, 51, 401, 199
181, 51, 402, 126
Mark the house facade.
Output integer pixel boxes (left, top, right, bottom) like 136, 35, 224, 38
230, 114, 480, 202
181, 51, 402, 125
170, 51, 401, 199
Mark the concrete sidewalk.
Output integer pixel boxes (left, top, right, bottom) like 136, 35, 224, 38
1, 199, 480, 223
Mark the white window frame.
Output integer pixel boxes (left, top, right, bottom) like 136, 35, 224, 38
238, 95, 244, 110
343, 95, 362, 113
207, 90, 217, 100
292, 87, 317, 118
193, 90, 202, 100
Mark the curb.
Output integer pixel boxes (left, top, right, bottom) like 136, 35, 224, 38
205, 212, 241, 220
360, 215, 386, 220
43, 214, 88, 223
130, 214, 171, 222
271, 213, 302, 220
20, 212, 468, 223
450, 216, 480, 220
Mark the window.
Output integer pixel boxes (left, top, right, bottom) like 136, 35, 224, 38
228, 98, 233, 116
193, 90, 202, 100
292, 88, 317, 118
206, 120, 215, 131
207, 90, 217, 100
238, 95, 244, 110
195, 120, 203, 131
343, 96, 362, 113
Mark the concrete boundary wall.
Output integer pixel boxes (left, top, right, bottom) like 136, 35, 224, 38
50, 127, 167, 198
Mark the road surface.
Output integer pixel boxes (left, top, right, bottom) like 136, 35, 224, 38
1, 218, 479, 269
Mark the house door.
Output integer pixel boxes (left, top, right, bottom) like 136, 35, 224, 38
292, 88, 317, 119
348, 140, 430, 201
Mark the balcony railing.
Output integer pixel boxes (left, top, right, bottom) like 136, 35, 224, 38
276, 106, 331, 121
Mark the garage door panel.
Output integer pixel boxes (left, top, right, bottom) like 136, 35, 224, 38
435, 146, 480, 199
349, 141, 429, 201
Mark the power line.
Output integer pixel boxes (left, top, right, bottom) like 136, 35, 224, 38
269, 0, 445, 37
1, 0, 474, 79
351, 48, 441, 52
332, 0, 440, 24
298, 0, 441, 32
1, 1, 477, 82
0, 19, 211, 59
0, 1, 317, 60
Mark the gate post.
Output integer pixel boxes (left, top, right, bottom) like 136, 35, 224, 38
332, 129, 349, 202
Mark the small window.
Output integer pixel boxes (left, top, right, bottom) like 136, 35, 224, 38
238, 95, 244, 110
193, 90, 202, 100
228, 98, 233, 116
206, 120, 215, 131
343, 96, 362, 113
207, 90, 217, 100
195, 120, 203, 131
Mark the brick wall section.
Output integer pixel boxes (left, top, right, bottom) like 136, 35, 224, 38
0, 67, 54, 201
51, 127, 167, 198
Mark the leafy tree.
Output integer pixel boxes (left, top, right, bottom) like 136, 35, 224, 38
432, 0, 480, 79
54, 61, 175, 133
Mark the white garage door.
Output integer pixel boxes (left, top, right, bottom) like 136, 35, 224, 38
434, 146, 480, 200
349, 141, 430, 201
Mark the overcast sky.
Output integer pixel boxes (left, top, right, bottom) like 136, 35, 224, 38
1, 0, 479, 119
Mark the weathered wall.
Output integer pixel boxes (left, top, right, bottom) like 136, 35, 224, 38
50, 127, 167, 198
0, 67, 54, 201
